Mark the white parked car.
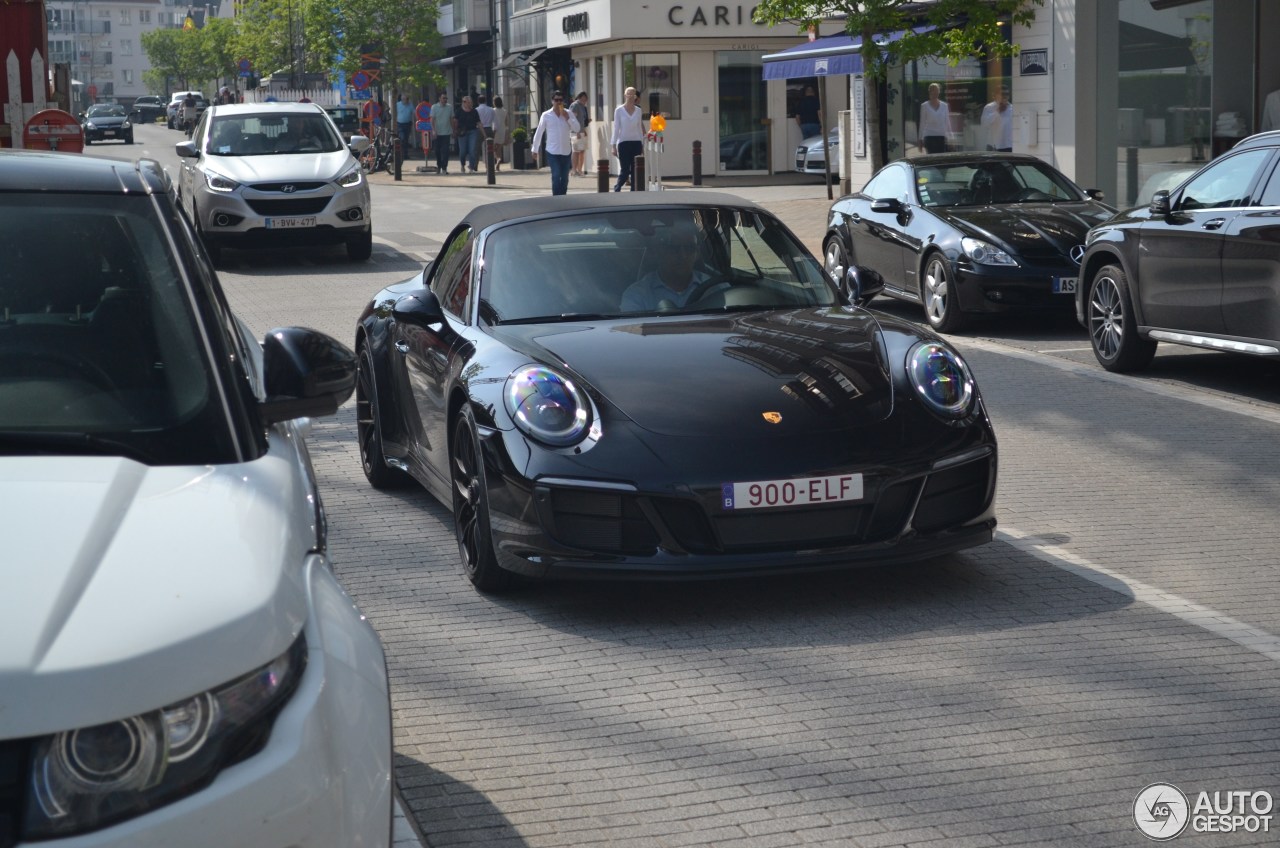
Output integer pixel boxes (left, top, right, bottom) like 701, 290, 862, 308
0, 150, 393, 847
175, 102, 373, 265
795, 128, 840, 178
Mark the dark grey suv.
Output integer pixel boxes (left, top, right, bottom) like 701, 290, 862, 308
1077, 130, 1280, 371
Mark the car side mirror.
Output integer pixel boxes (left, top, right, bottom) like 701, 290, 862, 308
175, 140, 199, 158
349, 135, 372, 154
259, 327, 357, 424
1149, 190, 1171, 216
1086, 188, 1105, 202
870, 197, 903, 214
393, 289, 446, 328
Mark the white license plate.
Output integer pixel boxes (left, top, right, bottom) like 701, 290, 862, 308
266, 216, 317, 230
104, 130, 116, 136
1053, 276, 1078, 294
721, 474, 864, 511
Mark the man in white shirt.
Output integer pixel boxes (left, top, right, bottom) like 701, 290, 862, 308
981, 86, 1013, 152
531, 91, 581, 195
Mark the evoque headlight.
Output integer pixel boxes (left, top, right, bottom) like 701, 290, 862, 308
907, 341, 975, 418
961, 237, 1017, 266
504, 365, 593, 446
203, 170, 240, 192
23, 635, 306, 839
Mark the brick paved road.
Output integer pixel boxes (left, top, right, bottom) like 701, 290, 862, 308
212, 171, 1280, 847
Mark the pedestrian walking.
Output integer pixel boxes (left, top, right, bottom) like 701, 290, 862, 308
429, 92, 454, 174
179, 93, 198, 137
476, 94, 495, 169
570, 92, 590, 176
609, 87, 646, 192
531, 91, 581, 196
456, 96, 481, 173
491, 96, 508, 172
396, 94, 414, 158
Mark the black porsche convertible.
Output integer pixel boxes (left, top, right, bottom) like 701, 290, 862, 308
355, 193, 998, 591
823, 153, 1115, 332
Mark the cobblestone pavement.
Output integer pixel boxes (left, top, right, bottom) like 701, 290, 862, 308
214, 167, 1280, 848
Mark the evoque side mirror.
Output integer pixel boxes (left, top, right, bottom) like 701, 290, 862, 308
1149, 190, 1171, 216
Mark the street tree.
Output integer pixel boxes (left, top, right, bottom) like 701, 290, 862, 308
333, 0, 445, 97
753, 0, 1042, 170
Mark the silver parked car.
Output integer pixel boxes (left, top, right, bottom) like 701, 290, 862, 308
175, 102, 373, 265
795, 128, 840, 178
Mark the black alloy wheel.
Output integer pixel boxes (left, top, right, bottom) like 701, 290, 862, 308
921, 252, 965, 333
451, 406, 511, 592
1087, 263, 1157, 372
356, 346, 408, 489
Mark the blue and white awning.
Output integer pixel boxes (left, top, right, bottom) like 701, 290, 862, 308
761, 26, 934, 80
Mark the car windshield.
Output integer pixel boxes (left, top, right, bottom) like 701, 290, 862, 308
914, 160, 1085, 207
0, 193, 233, 464
205, 114, 343, 156
87, 105, 126, 118
480, 207, 837, 322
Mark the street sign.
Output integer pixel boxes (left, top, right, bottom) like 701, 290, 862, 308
351, 89, 372, 100
352, 71, 370, 91
415, 101, 431, 121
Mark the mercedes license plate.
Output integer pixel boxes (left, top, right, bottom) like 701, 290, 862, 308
266, 216, 317, 230
721, 474, 863, 511
1053, 276, 1078, 294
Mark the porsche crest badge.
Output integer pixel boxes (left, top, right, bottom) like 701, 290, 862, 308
762, 411, 783, 424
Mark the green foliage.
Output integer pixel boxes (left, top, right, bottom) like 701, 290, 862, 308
511, 126, 528, 143
143, 0, 448, 94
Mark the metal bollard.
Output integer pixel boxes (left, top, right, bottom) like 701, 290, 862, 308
692, 140, 702, 186
393, 138, 402, 181
597, 158, 610, 193
633, 155, 645, 191
486, 138, 495, 185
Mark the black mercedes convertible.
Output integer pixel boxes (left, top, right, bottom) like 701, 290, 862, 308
823, 153, 1115, 332
355, 193, 998, 591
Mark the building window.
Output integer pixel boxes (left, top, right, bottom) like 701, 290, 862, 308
120, 39, 133, 56
122, 68, 133, 85
624, 52, 681, 120
139, 9, 151, 23
118, 9, 131, 24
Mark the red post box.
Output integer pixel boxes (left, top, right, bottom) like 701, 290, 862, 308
24, 109, 85, 153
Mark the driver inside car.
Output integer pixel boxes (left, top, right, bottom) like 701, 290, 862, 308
621, 223, 725, 312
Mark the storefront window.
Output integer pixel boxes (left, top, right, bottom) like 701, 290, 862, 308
718, 52, 767, 172
1114, 0, 1216, 209
623, 53, 681, 119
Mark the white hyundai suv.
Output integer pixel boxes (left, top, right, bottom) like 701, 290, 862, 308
176, 102, 373, 265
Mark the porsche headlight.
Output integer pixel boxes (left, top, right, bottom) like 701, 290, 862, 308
23, 636, 306, 839
504, 365, 592, 446
84, 121, 97, 130
907, 342, 975, 418
961, 237, 1017, 266
203, 169, 240, 192
336, 165, 364, 188
121, 119, 132, 129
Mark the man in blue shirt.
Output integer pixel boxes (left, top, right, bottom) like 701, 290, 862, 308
621, 224, 724, 311
396, 94, 414, 159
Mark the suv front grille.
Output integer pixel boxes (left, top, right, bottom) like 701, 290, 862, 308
251, 181, 327, 193
246, 198, 332, 216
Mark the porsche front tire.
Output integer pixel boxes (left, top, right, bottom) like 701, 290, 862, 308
452, 406, 511, 593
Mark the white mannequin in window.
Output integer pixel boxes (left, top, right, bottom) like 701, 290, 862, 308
1262, 89, 1280, 132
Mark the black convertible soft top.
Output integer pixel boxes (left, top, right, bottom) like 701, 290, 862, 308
460, 191, 765, 233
